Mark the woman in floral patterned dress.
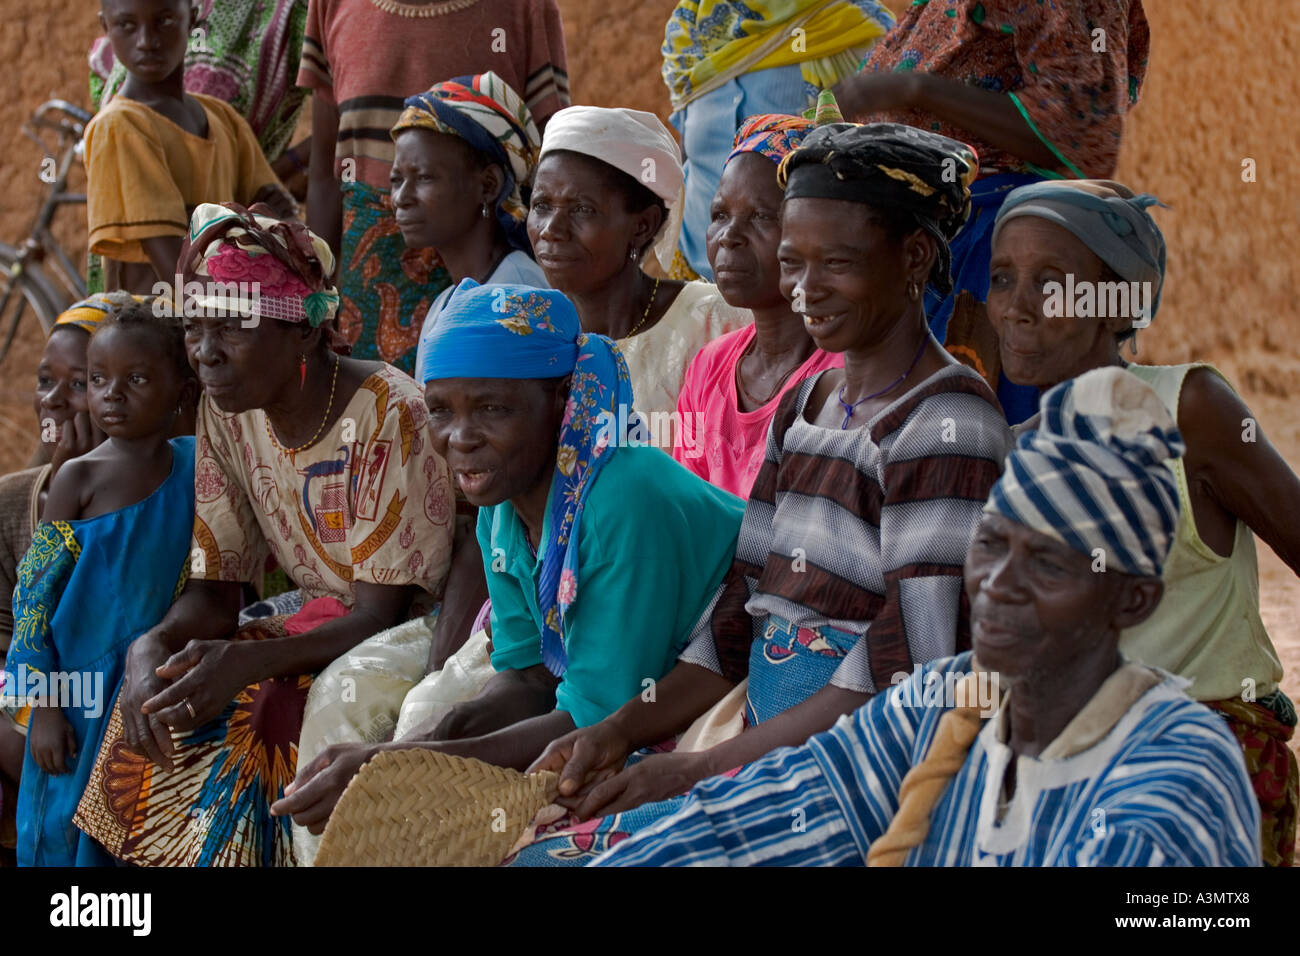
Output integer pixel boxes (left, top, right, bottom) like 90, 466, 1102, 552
73, 204, 455, 866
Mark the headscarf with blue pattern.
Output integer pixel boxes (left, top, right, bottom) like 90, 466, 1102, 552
391, 72, 541, 254
422, 280, 638, 676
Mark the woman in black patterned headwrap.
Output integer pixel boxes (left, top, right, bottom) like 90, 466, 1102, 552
508, 123, 1012, 868
773, 121, 981, 429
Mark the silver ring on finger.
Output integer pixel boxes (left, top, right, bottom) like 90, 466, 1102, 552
184, 698, 197, 720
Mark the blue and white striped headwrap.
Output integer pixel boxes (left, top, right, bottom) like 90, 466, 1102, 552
985, 367, 1184, 577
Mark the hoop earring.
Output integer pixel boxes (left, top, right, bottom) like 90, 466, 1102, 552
299, 354, 308, 389
481, 202, 491, 219
907, 280, 921, 302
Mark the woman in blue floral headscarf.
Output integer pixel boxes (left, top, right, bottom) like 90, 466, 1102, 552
272, 280, 745, 837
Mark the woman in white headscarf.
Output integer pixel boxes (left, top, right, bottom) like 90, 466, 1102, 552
528, 106, 748, 444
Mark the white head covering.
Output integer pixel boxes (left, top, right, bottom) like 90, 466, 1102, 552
538, 106, 685, 272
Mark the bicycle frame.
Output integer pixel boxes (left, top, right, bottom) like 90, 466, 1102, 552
18, 100, 90, 305
0, 100, 92, 362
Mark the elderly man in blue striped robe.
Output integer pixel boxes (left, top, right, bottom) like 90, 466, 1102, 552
592, 367, 1262, 867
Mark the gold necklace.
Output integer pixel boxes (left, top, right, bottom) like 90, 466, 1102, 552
266, 354, 341, 461
367, 0, 480, 17
622, 277, 661, 339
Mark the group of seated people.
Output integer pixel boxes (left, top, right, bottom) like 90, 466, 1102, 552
0, 0, 1296, 869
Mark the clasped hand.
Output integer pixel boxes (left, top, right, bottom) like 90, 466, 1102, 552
119, 632, 250, 770
528, 722, 708, 821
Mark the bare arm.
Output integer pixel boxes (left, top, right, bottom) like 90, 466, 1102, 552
40, 458, 88, 523
141, 236, 185, 285
563, 681, 867, 820
142, 580, 417, 732
306, 96, 343, 260
605, 661, 736, 753
1180, 369, 1300, 576
150, 578, 246, 653
427, 515, 489, 673
698, 683, 867, 776
118, 578, 243, 769
396, 708, 578, 772
274, 669, 575, 829
410, 663, 559, 743
527, 661, 734, 805
908, 74, 1062, 171
832, 72, 1061, 171
271, 136, 312, 201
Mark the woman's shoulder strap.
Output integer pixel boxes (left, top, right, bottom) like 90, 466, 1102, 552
1126, 362, 1227, 419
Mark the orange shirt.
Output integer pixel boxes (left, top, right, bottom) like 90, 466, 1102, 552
85, 93, 279, 263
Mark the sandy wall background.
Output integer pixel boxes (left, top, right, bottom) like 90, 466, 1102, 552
1, 0, 1296, 705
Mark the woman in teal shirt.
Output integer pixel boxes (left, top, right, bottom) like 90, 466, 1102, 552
273, 280, 744, 834
481, 440, 746, 729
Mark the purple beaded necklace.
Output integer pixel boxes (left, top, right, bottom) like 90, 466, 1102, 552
836, 336, 929, 429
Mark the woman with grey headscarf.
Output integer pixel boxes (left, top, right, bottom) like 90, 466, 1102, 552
985, 178, 1300, 866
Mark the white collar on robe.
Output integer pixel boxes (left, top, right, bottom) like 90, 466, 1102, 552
969, 661, 1190, 860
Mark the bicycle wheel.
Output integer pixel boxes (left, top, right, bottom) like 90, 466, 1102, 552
0, 243, 64, 364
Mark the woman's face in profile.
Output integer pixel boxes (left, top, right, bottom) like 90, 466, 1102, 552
706, 153, 786, 312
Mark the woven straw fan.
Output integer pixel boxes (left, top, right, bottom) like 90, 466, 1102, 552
314, 749, 559, 867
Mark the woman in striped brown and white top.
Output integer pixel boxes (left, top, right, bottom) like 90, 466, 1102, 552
506, 124, 1014, 864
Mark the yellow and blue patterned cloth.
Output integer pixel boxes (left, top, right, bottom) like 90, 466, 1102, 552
661, 0, 894, 111
53, 291, 148, 335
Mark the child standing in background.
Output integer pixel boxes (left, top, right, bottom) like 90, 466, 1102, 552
86, 0, 295, 295
8, 304, 198, 866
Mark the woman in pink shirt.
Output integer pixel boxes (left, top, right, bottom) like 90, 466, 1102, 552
673, 101, 843, 497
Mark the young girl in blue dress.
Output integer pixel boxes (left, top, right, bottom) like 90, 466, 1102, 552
9, 302, 198, 866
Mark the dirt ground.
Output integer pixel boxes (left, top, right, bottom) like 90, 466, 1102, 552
1, 0, 1296, 706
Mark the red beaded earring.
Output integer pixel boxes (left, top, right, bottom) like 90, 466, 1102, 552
299, 354, 307, 389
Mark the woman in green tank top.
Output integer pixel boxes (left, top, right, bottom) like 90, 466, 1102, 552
980, 178, 1300, 867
